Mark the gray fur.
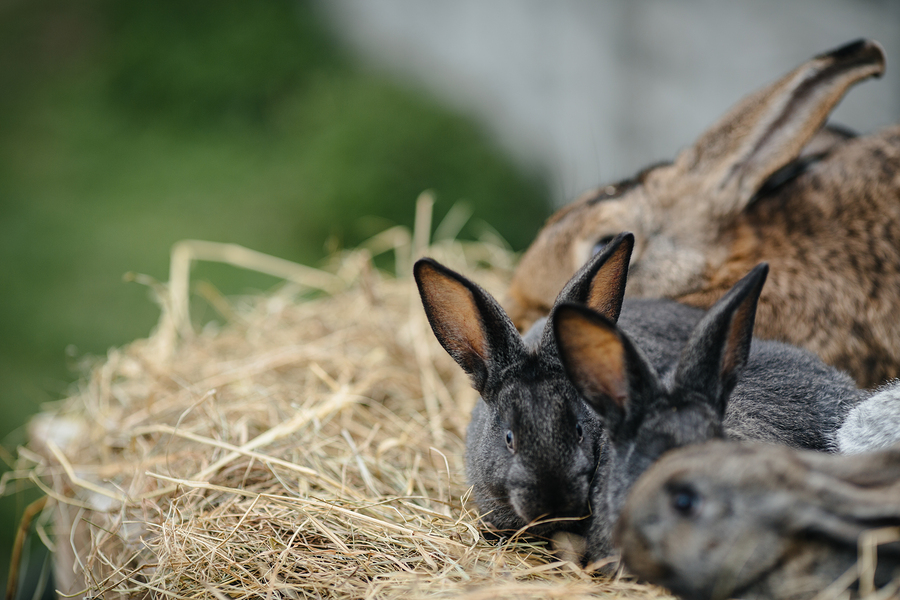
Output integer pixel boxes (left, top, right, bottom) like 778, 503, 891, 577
615, 441, 900, 600
722, 339, 861, 450
415, 233, 703, 538
554, 264, 864, 564
519, 317, 546, 350
837, 383, 900, 454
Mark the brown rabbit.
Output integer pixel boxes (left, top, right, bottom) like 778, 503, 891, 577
615, 440, 900, 600
507, 39, 900, 388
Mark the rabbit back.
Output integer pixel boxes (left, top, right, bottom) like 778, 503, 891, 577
723, 338, 865, 451
618, 298, 704, 366
676, 125, 900, 388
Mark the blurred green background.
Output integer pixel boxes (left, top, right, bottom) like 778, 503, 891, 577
0, 0, 550, 594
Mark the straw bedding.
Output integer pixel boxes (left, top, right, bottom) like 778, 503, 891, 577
10, 207, 672, 599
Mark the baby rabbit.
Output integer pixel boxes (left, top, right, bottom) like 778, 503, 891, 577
838, 385, 900, 454
414, 233, 703, 537
552, 263, 863, 562
615, 440, 900, 600
510, 38, 900, 388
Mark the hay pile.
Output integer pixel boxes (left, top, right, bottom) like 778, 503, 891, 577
10, 201, 672, 599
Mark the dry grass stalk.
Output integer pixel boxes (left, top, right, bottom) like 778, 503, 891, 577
10, 200, 673, 600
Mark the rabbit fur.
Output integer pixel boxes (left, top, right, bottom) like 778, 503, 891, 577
837, 383, 900, 454
509, 39, 900, 388
553, 264, 863, 563
414, 233, 704, 537
614, 440, 900, 600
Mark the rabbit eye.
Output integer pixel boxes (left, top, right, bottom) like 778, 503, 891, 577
575, 422, 584, 442
591, 235, 616, 256
670, 486, 701, 518
505, 430, 515, 453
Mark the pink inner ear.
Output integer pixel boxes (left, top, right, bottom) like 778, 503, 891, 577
559, 314, 628, 408
421, 273, 488, 362
587, 249, 628, 320
721, 298, 754, 379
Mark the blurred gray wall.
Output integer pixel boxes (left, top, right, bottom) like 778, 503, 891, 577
316, 0, 900, 205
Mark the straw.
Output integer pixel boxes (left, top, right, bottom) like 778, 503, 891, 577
13, 201, 674, 599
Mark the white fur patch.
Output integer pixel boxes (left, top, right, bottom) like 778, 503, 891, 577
837, 383, 900, 454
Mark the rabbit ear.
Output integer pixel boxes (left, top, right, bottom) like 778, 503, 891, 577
795, 445, 900, 488
751, 446, 900, 550
554, 303, 662, 435
414, 258, 524, 395
673, 264, 768, 415
551, 232, 634, 322
678, 39, 885, 217
782, 481, 900, 550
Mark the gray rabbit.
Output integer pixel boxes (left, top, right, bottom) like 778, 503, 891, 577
414, 233, 703, 537
553, 264, 863, 563
615, 440, 900, 600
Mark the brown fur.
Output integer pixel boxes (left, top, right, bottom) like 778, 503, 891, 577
508, 40, 898, 387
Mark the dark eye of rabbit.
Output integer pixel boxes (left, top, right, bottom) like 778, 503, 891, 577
505, 430, 515, 453
575, 422, 584, 442
669, 484, 702, 518
591, 235, 616, 256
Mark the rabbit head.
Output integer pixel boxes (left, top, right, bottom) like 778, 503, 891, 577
552, 263, 766, 557
508, 39, 896, 388
414, 233, 635, 535
614, 440, 900, 600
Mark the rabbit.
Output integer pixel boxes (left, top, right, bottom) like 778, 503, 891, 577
508, 38, 900, 388
414, 232, 706, 538
837, 383, 900, 454
614, 440, 900, 600
552, 263, 864, 563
